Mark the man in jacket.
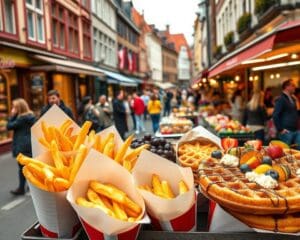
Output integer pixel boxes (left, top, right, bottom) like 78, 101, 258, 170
113, 90, 128, 139
273, 79, 300, 149
95, 95, 113, 130
40, 89, 74, 119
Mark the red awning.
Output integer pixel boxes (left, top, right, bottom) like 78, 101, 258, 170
208, 20, 300, 78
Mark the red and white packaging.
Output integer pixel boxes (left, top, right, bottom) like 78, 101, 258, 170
67, 149, 148, 240
31, 104, 80, 157
132, 150, 196, 232
28, 151, 80, 238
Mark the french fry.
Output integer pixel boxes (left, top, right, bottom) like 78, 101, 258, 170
123, 159, 132, 171
112, 201, 128, 221
138, 185, 152, 192
44, 178, 55, 192
87, 189, 115, 217
124, 144, 149, 162
161, 180, 175, 199
76, 197, 101, 209
26, 163, 46, 183
88, 130, 96, 145
100, 133, 114, 153
54, 128, 73, 151
103, 141, 114, 159
93, 134, 102, 152
41, 121, 51, 143
59, 119, 73, 135
100, 195, 114, 211
23, 166, 47, 191
53, 177, 70, 191
114, 134, 134, 164
123, 196, 142, 215
65, 127, 74, 138
73, 121, 92, 150
38, 138, 51, 149
50, 141, 65, 171
123, 204, 141, 218
178, 180, 189, 194
152, 174, 164, 197
90, 181, 126, 203
69, 144, 88, 184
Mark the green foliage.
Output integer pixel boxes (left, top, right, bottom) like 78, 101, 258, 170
213, 45, 222, 58
224, 31, 234, 47
255, 0, 278, 15
237, 13, 251, 34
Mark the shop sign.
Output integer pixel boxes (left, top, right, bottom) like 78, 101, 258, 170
0, 57, 15, 69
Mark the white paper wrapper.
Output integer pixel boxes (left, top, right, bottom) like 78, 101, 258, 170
28, 152, 80, 238
67, 149, 148, 237
31, 104, 80, 157
132, 150, 195, 229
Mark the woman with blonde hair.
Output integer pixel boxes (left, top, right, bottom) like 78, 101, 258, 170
242, 91, 267, 142
7, 98, 36, 195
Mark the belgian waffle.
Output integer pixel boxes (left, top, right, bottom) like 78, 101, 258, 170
227, 209, 300, 233
198, 149, 300, 215
178, 140, 219, 171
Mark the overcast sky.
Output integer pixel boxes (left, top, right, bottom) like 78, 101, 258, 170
131, 0, 199, 45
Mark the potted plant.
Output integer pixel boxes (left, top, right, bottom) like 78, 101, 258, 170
255, 0, 278, 16
237, 13, 251, 34
224, 31, 234, 50
213, 45, 223, 60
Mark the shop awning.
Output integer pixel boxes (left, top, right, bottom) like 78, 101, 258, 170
101, 70, 138, 87
31, 55, 105, 77
154, 82, 176, 90
130, 77, 144, 84
208, 20, 300, 78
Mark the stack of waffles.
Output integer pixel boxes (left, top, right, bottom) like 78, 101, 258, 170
198, 148, 300, 233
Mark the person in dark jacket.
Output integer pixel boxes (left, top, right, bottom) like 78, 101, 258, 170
40, 89, 73, 119
7, 98, 36, 195
113, 90, 128, 139
243, 91, 268, 142
273, 79, 300, 149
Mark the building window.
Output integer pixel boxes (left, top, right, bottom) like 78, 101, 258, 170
68, 11, 79, 54
52, 2, 66, 50
82, 20, 91, 58
26, 0, 45, 43
0, 0, 16, 34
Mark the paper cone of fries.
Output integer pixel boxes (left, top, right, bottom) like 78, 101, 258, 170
132, 150, 196, 232
28, 151, 81, 238
31, 104, 80, 157
67, 149, 148, 240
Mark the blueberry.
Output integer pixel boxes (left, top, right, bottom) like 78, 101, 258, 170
211, 150, 222, 159
265, 170, 279, 180
240, 164, 252, 173
262, 156, 272, 166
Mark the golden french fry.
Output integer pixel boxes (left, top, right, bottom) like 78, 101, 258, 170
123, 204, 141, 218
76, 197, 96, 208
43, 167, 55, 179
59, 119, 73, 135
90, 181, 126, 203
112, 201, 128, 221
17, 153, 61, 176
88, 130, 96, 144
65, 127, 74, 138
54, 128, 73, 151
178, 180, 189, 194
87, 189, 115, 217
47, 126, 57, 144
53, 177, 70, 191
123, 196, 142, 215
44, 177, 55, 192
41, 121, 51, 143
38, 138, 51, 149
50, 140, 65, 170
73, 121, 92, 150
69, 144, 88, 184
23, 166, 47, 191
103, 142, 114, 159
100, 133, 114, 153
161, 180, 175, 199
152, 174, 164, 197
93, 135, 102, 152
124, 144, 149, 162
100, 195, 114, 211
114, 134, 134, 164
70, 134, 78, 144
26, 163, 45, 182
138, 185, 152, 192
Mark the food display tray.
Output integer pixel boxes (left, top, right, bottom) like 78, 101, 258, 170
155, 131, 184, 138
21, 222, 85, 240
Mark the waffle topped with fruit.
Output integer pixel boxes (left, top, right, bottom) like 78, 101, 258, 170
198, 140, 300, 215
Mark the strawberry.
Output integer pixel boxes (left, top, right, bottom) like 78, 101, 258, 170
221, 137, 239, 151
245, 140, 263, 150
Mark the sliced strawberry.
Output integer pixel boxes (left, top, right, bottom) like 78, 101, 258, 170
245, 140, 263, 150
221, 137, 239, 151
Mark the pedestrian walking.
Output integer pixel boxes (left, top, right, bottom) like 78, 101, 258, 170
163, 90, 173, 116
230, 89, 245, 123
95, 95, 113, 130
113, 90, 128, 139
7, 98, 36, 195
273, 79, 300, 149
40, 89, 74, 119
148, 94, 162, 133
127, 94, 136, 131
78, 96, 100, 132
132, 92, 145, 134
141, 90, 150, 120
242, 91, 268, 142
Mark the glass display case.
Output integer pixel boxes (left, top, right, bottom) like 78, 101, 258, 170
0, 74, 9, 142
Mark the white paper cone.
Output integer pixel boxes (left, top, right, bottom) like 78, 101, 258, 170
67, 149, 148, 236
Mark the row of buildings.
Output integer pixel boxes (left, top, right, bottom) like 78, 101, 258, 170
192, 0, 300, 99
0, 0, 192, 152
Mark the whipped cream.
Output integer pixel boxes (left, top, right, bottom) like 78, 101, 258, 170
220, 154, 239, 167
245, 172, 278, 189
